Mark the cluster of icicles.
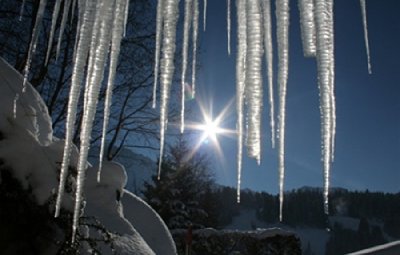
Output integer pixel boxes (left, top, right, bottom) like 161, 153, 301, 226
19, 0, 372, 241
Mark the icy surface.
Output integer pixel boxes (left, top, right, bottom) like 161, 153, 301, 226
262, 0, 275, 148
235, 0, 247, 203
360, 0, 372, 74
275, 0, 290, 222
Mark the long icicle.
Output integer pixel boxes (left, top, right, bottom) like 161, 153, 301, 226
22, 0, 48, 92
275, 0, 290, 222
191, 0, 199, 98
181, 0, 193, 133
56, 0, 72, 61
262, 0, 275, 148
98, 0, 127, 182
227, 0, 231, 55
314, 0, 334, 215
45, 0, 63, 65
123, 0, 130, 37
245, 0, 263, 164
235, 0, 247, 203
72, 0, 115, 242
203, 0, 207, 31
55, 0, 96, 218
19, 0, 26, 21
152, 0, 164, 109
298, 0, 316, 57
360, 0, 372, 74
158, 0, 180, 179
328, 0, 336, 163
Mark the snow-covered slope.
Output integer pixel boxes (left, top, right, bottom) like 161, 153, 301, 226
0, 57, 174, 254
122, 190, 177, 255
0, 57, 52, 146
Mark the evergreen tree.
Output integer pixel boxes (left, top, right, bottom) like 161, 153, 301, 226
143, 137, 218, 229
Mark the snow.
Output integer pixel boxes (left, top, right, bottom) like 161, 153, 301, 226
122, 190, 177, 255
346, 241, 400, 255
0, 57, 53, 146
0, 57, 176, 254
84, 163, 139, 235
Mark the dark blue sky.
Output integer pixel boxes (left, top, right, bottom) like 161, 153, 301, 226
189, 0, 400, 194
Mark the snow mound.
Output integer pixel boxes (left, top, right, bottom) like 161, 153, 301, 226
84, 163, 155, 254
122, 190, 177, 255
0, 57, 52, 146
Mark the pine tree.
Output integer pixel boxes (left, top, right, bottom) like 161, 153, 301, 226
143, 137, 218, 229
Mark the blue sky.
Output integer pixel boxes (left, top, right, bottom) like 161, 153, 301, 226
187, 0, 400, 194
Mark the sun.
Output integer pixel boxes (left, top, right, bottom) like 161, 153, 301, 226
199, 116, 222, 141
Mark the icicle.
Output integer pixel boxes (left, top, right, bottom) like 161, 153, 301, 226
22, 0, 48, 92
262, 0, 275, 148
235, 0, 247, 203
245, 0, 263, 164
314, 0, 334, 215
70, 0, 78, 25
19, 0, 26, 21
227, 0, 231, 55
13, 94, 19, 118
123, 0, 130, 37
98, 0, 127, 182
180, 0, 193, 133
191, 0, 199, 98
203, 0, 207, 31
298, 0, 316, 57
360, 0, 372, 74
56, 0, 72, 61
55, 0, 96, 220
72, 0, 115, 242
328, 0, 336, 163
158, 0, 180, 179
275, 0, 290, 222
152, 0, 164, 109
45, 0, 63, 65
